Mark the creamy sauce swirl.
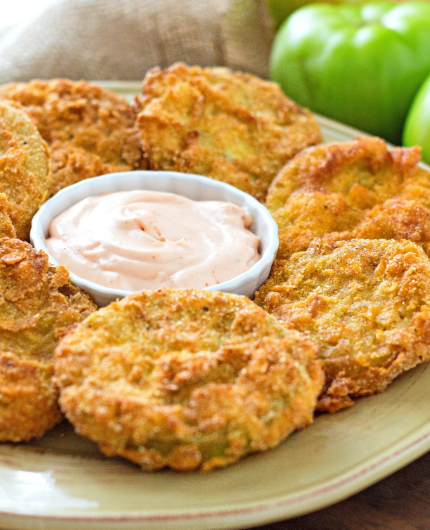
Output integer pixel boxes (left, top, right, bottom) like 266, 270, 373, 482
46, 190, 261, 290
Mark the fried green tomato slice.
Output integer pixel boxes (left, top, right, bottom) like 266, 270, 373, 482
0, 100, 52, 240
266, 137, 430, 258
137, 63, 321, 202
0, 238, 97, 442
255, 239, 430, 413
54, 289, 324, 472
0, 79, 146, 196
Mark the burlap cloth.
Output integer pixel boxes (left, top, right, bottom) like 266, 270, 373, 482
0, 0, 274, 84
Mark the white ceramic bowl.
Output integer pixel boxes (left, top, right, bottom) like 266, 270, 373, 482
30, 171, 279, 306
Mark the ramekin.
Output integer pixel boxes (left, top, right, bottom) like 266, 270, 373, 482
30, 171, 278, 306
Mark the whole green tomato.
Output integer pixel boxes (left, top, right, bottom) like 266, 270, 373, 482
270, 2, 430, 144
403, 72, 430, 164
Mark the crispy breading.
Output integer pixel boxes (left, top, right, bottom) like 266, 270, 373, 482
0, 79, 146, 196
136, 63, 321, 202
266, 137, 430, 258
0, 101, 51, 240
0, 238, 97, 442
54, 289, 324, 472
0, 194, 16, 239
254, 239, 430, 412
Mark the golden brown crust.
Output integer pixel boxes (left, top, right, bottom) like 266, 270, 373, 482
0, 79, 146, 196
266, 137, 430, 258
0, 194, 16, 239
254, 239, 430, 412
0, 238, 97, 442
0, 101, 51, 240
55, 289, 324, 472
137, 63, 321, 202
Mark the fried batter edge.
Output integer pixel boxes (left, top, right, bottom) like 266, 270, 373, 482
0, 352, 62, 442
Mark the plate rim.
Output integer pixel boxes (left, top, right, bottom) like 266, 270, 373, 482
2, 415, 430, 528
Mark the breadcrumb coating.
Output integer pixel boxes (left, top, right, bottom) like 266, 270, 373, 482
137, 63, 321, 202
266, 137, 430, 258
254, 239, 430, 412
55, 289, 324, 471
0, 194, 16, 239
0, 100, 51, 239
0, 238, 97, 442
0, 79, 146, 196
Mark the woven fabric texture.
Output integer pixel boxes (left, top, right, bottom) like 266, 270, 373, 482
0, 0, 274, 83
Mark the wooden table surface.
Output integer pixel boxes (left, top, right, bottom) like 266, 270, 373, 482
251, 450, 430, 530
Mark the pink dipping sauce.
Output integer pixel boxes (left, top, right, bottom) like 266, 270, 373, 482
46, 190, 261, 291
